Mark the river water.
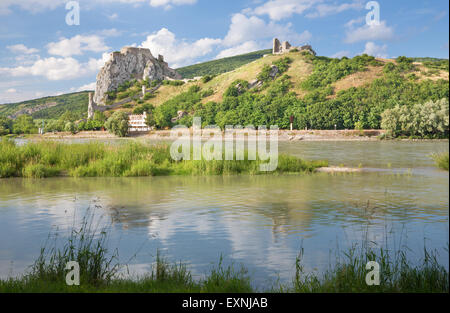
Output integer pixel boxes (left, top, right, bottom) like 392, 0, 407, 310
0, 140, 448, 289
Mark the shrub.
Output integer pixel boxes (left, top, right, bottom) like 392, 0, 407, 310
432, 152, 449, 171
383, 62, 396, 74
0, 117, 12, 136
201, 75, 214, 83
396, 56, 415, 72
381, 98, 449, 138
117, 91, 131, 100
13, 115, 38, 134
64, 122, 76, 134
105, 111, 129, 137
163, 80, 185, 86
144, 93, 155, 100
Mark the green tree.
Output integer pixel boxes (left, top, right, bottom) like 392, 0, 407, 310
145, 113, 156, 128
93, 111, 107, 123
65, 122, 76, 134
0, 117, 12, 136
13, 115, 37, 134
381, 98, 449, 138
105, 111, 129, 137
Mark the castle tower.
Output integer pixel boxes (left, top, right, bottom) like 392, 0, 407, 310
273, 38, 281, 54
88, 92, 95, 119
282, 41, 291, 52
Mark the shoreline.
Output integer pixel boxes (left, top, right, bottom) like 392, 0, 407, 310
18, 129, 448, 142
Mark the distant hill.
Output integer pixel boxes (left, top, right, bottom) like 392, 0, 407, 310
176, 49, 272, 79
0, 92, 90, 120
1, 50, 448, 126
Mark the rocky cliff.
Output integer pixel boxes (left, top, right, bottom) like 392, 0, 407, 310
94, 47, 181, 104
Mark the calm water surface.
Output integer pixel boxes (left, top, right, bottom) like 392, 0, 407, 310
0, 141, 448, 289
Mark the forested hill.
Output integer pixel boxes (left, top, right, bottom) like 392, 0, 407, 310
0, 92, 90, 120
1, 50, 448, 138
176, 49, 272, 78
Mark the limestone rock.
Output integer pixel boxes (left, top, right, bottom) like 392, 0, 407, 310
269, 65, 279, 79
94, 47, 181, 104
171, 110, 188, 123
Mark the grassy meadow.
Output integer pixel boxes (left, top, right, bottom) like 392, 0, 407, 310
0, 139, 328, 178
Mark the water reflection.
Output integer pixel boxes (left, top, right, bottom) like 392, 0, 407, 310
0, 141, 448, 287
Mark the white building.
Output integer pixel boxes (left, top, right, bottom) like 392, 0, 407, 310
128, 112, 150, 132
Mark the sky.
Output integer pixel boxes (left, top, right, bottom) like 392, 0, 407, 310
0, 0, 448, 104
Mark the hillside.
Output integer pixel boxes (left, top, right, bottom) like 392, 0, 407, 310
0, 92, 90, 120
176, 49, 272, 79
1, 50, 448, 135
111, 51, 448, 133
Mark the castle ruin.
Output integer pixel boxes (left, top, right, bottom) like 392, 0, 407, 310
272, 38, 316, 56
92, 47, 181, 107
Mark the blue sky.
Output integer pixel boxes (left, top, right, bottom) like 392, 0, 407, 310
0, 0, 448, 104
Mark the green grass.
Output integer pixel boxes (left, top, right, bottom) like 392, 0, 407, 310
0, 209, 252, 293
0, 91, 89, 120
288, 245, 448, 293
0, 139, 327, 178
0, 208, 447, 293
432, 152, 449, 171
176, 49, 272, 79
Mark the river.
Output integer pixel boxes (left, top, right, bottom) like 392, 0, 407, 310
0, 140, 448, 289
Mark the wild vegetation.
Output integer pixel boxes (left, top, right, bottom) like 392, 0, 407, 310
300, 54, 382, 90
0, 91, 89, 120
1, 51, 448, 139
0, 209, 447, 293
147, 53, 448, 136
381, 98, 449, 138
0, 139, 327, 178
432, 152, 449, 171
176, 49, 272, 79
105, 111, 129, 137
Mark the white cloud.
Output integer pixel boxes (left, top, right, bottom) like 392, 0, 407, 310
362, 41, 388, 58
6, 88, 16, 93
7, 44, 39, 54
149, 0, 197, 10
14, 54, 41, 65
216, 41, 262, 59
330, 50, 350, 58
77, 82, 96, 91
344, 20, 394, 43
253, 0, 317, 21
0, 0, 196, 15
344, 17, 364, 28
0, 53, 108, 81
223, 13, 312, 47
47, 35, 109, 57
140, 28, 221, 68
107, 13, 119, 20
0, 0, 66, 15
306, 1, 363, 18
251, 0, 362, 20
96, 28, 122, 37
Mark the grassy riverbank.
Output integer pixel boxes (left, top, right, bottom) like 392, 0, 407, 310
432, 152, 449, 171
0, 209, 447, 293
0, 139, 327, 178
